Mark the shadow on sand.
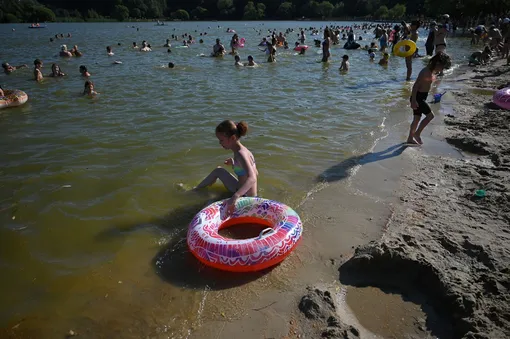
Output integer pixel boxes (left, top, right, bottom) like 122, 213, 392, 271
338, 264, 453, 338
95, 193, 273, 290
318, 143, 408, 183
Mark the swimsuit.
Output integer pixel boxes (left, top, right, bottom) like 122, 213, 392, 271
233, 164, 246, 177
410, 92, 432, 116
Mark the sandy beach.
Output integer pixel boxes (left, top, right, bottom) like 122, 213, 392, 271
327, 60, 510, 339
190, 60, 510, 339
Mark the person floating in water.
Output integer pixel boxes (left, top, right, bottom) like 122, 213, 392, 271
407, 52, 451, 145
33, 59, 43, 82
70, 45, 82, 57
339, 55, 349, 71
83, 80, 98, 96
79, 65, 91, 77
378, 53, 389, 66
245, 55, 257, 66
49, 63, 65, 77
106, 46, 114, 56
212, 39, 225, 57
194, 120, 258, 216
368, 49, 376, 61
2, 62, 27, 74
234, 55, 243, 66
59, 45, 73, 57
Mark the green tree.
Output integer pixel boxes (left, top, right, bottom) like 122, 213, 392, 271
70, 9, 83, 20
217, 0, 235, 17
4, 13, 20, 23
276, 2, 293, 19
332, 2, 344, 17
87, 9, 100, 19
388, 3, 406, 19
29, 6, 56, 22
243, 1, 258, 19
131, 8, 142, 18
317, 1, 334, 18
172, 9, 190, 20
191, 6, 209, 19
300, 1, 319, 18
256, 3, 266, 19
374, 5, 389, 19
113, 4, 129, 21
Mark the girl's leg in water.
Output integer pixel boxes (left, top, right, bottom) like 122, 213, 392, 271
194, 167, 238, 192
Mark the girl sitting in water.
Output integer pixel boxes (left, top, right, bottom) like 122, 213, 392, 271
194, 120, 258, 215
83, 80, 98, 96
49, 63, 65, 77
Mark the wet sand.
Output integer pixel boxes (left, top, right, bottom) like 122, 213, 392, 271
338, 59, 510, 339
191, 61, 510, 339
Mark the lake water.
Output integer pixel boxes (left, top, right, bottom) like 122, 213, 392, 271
0, 21, 473, 338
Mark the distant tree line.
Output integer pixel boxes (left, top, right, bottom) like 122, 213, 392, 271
0, 0, 508, 23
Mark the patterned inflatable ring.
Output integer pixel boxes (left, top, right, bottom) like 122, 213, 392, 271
187, 197, 303, 272
0, 90, 28, 110
393, 40, 417, 58
493, 87, 510, 110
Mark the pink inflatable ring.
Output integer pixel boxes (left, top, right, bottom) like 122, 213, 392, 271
294, 45, 309, 51
187, 197, 303, 272
493, 87, 510, 110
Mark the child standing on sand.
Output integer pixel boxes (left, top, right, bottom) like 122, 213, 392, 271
194, 120, 258, 216
407, 52, 451, 145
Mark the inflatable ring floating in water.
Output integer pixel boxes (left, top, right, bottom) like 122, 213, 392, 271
0, 90, 28, 109
187, 197, 303, 272
294, 45, 308, 51
493, 87, 510, 110
234, 38, 246, 48
393, 40, 417, 58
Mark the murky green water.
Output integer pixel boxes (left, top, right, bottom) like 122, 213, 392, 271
0, 21, 473, 338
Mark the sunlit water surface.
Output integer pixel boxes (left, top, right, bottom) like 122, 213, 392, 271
0, 21, 473, 338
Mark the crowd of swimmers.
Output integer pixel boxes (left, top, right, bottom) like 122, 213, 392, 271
3, 18, 510, 206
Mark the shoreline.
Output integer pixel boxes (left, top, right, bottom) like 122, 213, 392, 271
331, 59, 510, 338
189, 58, 470, 339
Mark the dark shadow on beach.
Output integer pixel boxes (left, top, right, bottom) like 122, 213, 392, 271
95, 192, 273, 290
318, 143, 407, 183
339, 263, 453, 338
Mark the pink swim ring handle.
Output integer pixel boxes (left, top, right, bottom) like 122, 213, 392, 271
258, 228, 276, 239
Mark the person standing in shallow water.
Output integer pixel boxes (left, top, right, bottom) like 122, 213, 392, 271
194, 120, 258, 216
403, 20, 420, 81
322, 28, 331, 62
407, 52, 451, 145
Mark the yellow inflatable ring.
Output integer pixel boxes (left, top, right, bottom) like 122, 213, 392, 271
393, 40, 417, 58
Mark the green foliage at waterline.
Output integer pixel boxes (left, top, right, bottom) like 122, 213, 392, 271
1, 0, 509, 23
